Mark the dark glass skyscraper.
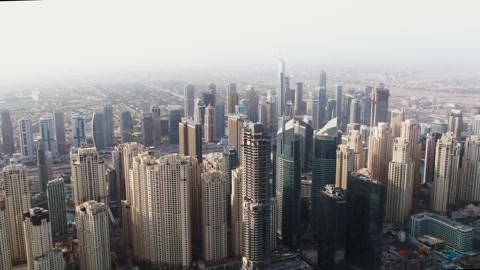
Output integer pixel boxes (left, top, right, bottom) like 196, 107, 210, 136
371, 84, 390, 126
215, 101, 225, 138
168, 109, 182, 144
120, 110, 133, 143
1, 109, 15, 155
184, 84, 195, 119
92, 110, 106, 150
103, 103, 115, 146
247, 86, 259, 123
311, 134, 337, 235
317, 185, 346, 269
276, 119, 301, 247
227, 83, 238, 114
346, 172, 385, 269
317, 87, 327, 127
141, 111, 155, 147
47, 177, 68, 236
179, 120, 203, 163
54, 111, 67, 155
223, 145, 238, 223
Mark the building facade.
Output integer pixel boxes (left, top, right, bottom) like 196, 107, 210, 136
47, 178, 68, 236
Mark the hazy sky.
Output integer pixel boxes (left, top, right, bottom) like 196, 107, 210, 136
1, 0, 480, 84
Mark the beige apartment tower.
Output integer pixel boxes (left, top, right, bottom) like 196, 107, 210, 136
71, 147, 107, 206
231, 167, 243, 259
3, 164, 31, 263
367, 123, 394, 184
204, 104, 217, 143
390, 109, 405, 138
400, 119, 422, 195
336, 144, 353, 190
76, 201, 111, 270
458, 136, 480, 202
431, 132, 457, 213
346, 130, 366, 171
0, 199, 12, 270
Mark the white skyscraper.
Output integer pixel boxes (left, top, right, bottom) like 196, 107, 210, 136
71, 147, 107, 206
39, 117, 57, 158
3, 164, 31, 263
19, 118, 34, 158
23, 207, 64, 270
0, 199, 12, 270
71, 115, 86, 148
385, 138, 414, 225
76, 201, 110, 270
472, 115, 480, 136
431, 132, 456, 213
201, 170, 227, 265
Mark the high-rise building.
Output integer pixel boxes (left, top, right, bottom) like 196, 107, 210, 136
168, 109, 182, 144
458, 136, 480, 203
141, 111, 155, 147
293, 118, 314, 173
336, 144, 353, 190
53, 111, 66, 155
76, 201, 111, 270
334, 85, 343, 121
317, 87, 327, 127
92, 110, 106, 150
423, 132, 442, 183
120, 110, 133, 143
390, 109, 405, 137
472, 115, 480, 136
215, 101, 225, 139
37, 145, 53, 193
431, 120, 448, 134
400, 119, 422, 195
294, 82, 305, 115
359, 87, 372, 126
227, 83, 238, 114
71, 147, 107, 206
319, 70, 327, 89
448, 109, 463, 139
39, 117, 57, 158
19, 118, 34, 158
204, 104, 217, 143
1, 109, 15, 155
195, 99, 207, 126
311, 133, 337, 235
276, 120, 301, 247
228, 115, 245, 164
231, 167, 243, 259
47, 178, 68, 236
23, 208, 64, 270
0, 199, 12, 270
223, 145, 238, 223
103, 103, 115, 146
431, 132, 457, 213
346, 130, 366, 171
201, 170, 227, 265
346, 173, 385, 269
184, 84, 195, 119
386, 138, 414, 224
204, 83, 216, 107
317, 185, 346, 269
349, 98, 360, 124
276, 59, 285, 120
242, 123, 273, 270
367, 123, 394, 184
71, 115, 86, 148
370, 84, 390, 126
179, 120, 203, 163
326, 99, 336, 121
247, 86, 259, 123
3, 164, 30, 263
306, 97, 318, 130
151, 105, 161, 116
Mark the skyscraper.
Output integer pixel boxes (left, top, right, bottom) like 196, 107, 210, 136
390, 109, 405, 137
215, 101, 225, 139
448, 109, 463, 139
39, 116, 57, 157
76, 201, 111, 270
228, 115, 245, 164
103, 103, 115, 146
317, 87, 327, 127
3, 164, 30, 263
71, 115, 86, 148
195, 99, 206, 126
276, 59, 285, 120
294, 82, 305, 115
346, 173, 385, 269
223, 145, 238, 223
317, 185, 346, 269
204, 104, 217, 143
370, 84, 390, 126
231, 167, 243, 259
472, 115, 480, 136
336, 144, 353, 190
23, 207, 64, 270
326, 99, 336, 121
179, 120, 203, 163
423, 132, 442, 183
92, 110, 106, 150
349, 98, 360, 124
184, 84, 195, 120
311, 133, 337, 235
0, 199, 12, 270
19, 118, 34, 158
71, 147, 107, 206
276, 119, 301, 247
141, 111, 155, 147
431, 133, 460, 213
247, 86, 259, 123
37, 145, 53, 193
54, 111, 66, 155
201, 170, 227, 265
242, 123, 273, 270
320, 70, 327, 89
47, 178, 68, 236
168, 109, 182, 144
386, 138, 414, 224
227, 83, 239, 114
334, 85, 343, 121
458, 136, 480, 203
400, 119, 422, 195
306, 96, 318, 129
1, 109, 15, 156
203, 87, 216, 108
120, 110, 133, 143
367, 123, 394, 184
346, 130, 366, 171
